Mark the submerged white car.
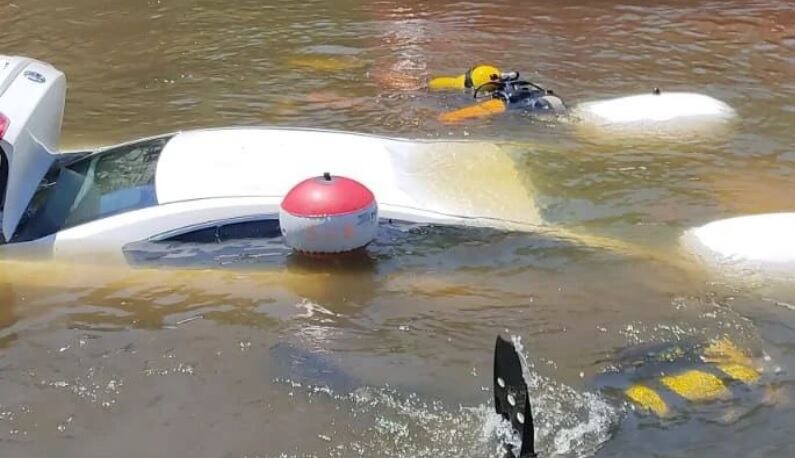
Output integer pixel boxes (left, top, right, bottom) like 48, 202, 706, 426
0, 56, 547, 264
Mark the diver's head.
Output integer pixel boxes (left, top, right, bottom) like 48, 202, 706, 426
465, 64, 501, 88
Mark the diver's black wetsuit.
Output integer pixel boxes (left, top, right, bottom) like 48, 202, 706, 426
477, 72, 566, 115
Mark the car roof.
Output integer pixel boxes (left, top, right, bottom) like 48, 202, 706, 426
154, 127, 542, 230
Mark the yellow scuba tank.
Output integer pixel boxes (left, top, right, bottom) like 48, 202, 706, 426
428, 64, 501, 90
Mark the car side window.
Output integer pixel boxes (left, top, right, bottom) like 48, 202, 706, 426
64, 138, 163, 228
12, 136, 170, 242
163, 219, 281, 243
122, 219, 284, 268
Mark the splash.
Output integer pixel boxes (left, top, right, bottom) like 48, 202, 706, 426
276, 340, 620, 458
511, 335, 619, 457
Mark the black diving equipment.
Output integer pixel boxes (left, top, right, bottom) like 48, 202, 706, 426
439, 72, 565, 123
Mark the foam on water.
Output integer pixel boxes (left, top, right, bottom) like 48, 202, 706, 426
273, 378, 501, 456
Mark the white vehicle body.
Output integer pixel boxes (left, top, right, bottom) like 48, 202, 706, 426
4, 127, 544, 263
682, 213, 795, 276
0, 56, 544, 263
572, 91, 736, 142
0, 56, 540, 264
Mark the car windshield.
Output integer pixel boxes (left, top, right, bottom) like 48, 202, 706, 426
11, 136, 170, 242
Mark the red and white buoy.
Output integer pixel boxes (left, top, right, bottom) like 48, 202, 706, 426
279, 173, 378, 254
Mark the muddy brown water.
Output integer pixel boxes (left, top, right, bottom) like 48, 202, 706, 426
1, 0, 795, 456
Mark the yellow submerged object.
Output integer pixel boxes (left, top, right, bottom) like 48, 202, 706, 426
438, 99, 506, 123
625, 384, 670, 417
717, 363, 761, 384
429, 64, 501, 90
660, 370, 730, 401
703, 338, 761, 383
618, 338, 767, 416
703, 338, 755, 367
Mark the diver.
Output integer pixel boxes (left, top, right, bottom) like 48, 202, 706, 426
429, 64, 567, 123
